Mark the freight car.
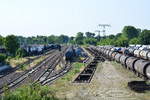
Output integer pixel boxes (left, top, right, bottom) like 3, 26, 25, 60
22, 44, 62, 56
95, 46, 150, 80
64, 46, 76, 62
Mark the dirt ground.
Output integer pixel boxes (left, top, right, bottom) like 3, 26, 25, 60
52, 61, 150, 100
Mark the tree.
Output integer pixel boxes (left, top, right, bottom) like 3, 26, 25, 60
115, 33, 122, 39
0, 53, 6, 63
57, 35, 69, 44
4, 35, 19, 56
47, 35, 58, 44
85, 32, 95, 38
108, 34, 115, 39
129, 38, 140, 44
0, 35, 4, 46
139, 30, 150, 45
115, 35, 128, 47
69, 37, 75, 44
84, 38, 97, 45
122, 26, 139, 39
97, 38, 115, 45
75, 32, 84, 45
16, 48, 28, 57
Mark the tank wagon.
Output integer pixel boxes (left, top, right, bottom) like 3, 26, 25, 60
64, 46, 76, 62
94, 46, 150, 80
127, 46, 150, 60
22, 44, 61, 56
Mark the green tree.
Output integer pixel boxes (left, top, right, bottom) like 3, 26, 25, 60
116, 35, 128, 47
0, 35, 4, 46
85, 32, 95, 38
4, 35, 19, 56
16, 48, 28, 57
97, 38, 115, 45
69, 37, 75, 44
57, 35, 69, 44
108, 34, 115, 39
84, 38, 97, 45
129, 38, 140, 44
48, 35, 58, 44
122, 26, 139, 39
0, 53, 6, 63
115, 33, 122, 39
139, 30, 150, 45
75, 32, 84, 45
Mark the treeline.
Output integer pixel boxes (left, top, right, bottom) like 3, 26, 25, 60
0, 25, 150, 59
0, 35, 70, 63
97, 26, 150, 46
17, 35, 69, 45
72, 26, 150, 46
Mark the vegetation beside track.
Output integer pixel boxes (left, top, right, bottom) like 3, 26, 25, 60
60, 62, 85, 81
1, 83, 59, 100
0, 62, 85, 100
18, 55, 49, 71
111, 61, 150, 100
6, 57, 28, 67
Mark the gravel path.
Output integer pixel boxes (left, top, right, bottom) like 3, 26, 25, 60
59, 61, 150, 100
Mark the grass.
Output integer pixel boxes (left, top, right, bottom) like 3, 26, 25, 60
111, 61, 150, 99
6, 57, 28, 67
1, 62, 86, 100
60, 62, 85, 82
47, 62, 86, 98
111, 61, 141, 79
17, 55, 49, 71
1, 83, 60, 100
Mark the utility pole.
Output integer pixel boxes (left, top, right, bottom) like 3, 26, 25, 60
95, 30, 101, 41
98, 24, 111, 37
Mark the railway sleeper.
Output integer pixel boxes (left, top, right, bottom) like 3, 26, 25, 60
74, 74, 91, 83
81, 68, 95, 74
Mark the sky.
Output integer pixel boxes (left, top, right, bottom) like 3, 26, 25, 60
0, 0, 149, 37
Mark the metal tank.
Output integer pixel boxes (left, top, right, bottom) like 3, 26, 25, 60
145, 65, 150, 79
120, 55, 130, 67
125, 57, 139, 71
114, 53, 122, 63
111, 52, 118, 60
108, 51, 114, 59
147, 52, 150, 60
140, 50, 149, 60
134, 59, 150, 76
134, 49, 141, 57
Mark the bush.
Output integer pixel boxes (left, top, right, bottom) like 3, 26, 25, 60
16, 48, 27, 58
139, 30, 150, 45
129, 38, 140, 44
0, 53, 6, 63
2, 83, 59, 100
115, 35, 129, 47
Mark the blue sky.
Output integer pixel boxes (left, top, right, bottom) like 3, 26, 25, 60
0, 0, 149, 37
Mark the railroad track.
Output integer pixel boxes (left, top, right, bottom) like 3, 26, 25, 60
41, 62, 72, 85
0, 49, 58, 87
41, 47, 94, 85
0, 46, 68, 94
35, 48, 72, 85
73, 47, 105, 83
0, 49, 55, 79
35, 53, 62, 83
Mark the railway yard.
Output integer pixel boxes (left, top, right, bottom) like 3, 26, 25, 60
0, 45, 150, 100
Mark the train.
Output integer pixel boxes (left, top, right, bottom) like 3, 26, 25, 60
97, 45, 150, 60
64, 46, 76, 61
64, 46, 88, 62
21, 44, 61, 56
91, 46, 150, 80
